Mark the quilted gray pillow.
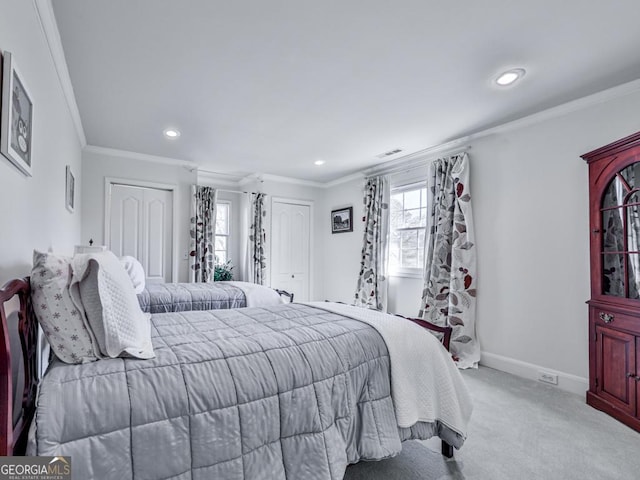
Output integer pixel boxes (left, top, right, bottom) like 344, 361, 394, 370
30, 250, 98, 364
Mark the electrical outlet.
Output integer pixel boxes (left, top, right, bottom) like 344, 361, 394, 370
538, 371, 558, 385
182, 252, 189, 261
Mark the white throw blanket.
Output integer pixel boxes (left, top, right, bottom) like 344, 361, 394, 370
224, 281, 284, 307
306, 302, 473, 438
69, 251, 154, 359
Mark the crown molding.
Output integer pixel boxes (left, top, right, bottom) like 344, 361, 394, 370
33, 0, 86, 147
238, 173, 263, 187
363, 78, 640, 178
260, 173, 325, 188
85, 78, 640, 188
84, 145, 197, 168
474, 78, 640, 139
197, 170, 248, 187
322, 171, 365, 188
365, 142, 470, 178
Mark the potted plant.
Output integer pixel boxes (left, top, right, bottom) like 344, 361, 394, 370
214, 260, 234, 281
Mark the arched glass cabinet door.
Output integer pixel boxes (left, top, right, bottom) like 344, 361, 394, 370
601, 161, 640, 299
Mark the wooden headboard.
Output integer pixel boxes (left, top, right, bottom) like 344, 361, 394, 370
0, 277, 38, 455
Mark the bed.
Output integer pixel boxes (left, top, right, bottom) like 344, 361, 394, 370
0, 275, 472, 479
137, 281, 294, 313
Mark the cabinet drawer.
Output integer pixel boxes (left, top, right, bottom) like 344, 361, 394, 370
591, 307, 640, 334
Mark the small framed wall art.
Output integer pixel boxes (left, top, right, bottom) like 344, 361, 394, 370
331, 206, 353, 234
65, 165, 75, 212
1, 51, 33, 176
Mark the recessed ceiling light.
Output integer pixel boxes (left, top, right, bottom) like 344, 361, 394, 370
314, 160, 325, 166
495, 68, 526, 86
163, 128, 181, 139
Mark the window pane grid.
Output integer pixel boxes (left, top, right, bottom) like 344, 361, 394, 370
215, 203, 230, 265
215, 203, 229, 235
390, 185, 427, 272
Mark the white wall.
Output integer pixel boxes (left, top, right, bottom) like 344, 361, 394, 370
81, 149, 196, 282
0, 0, 82, 284
472, 90, 640, 389
321, 177, 365, 304
321, 86, 640, 393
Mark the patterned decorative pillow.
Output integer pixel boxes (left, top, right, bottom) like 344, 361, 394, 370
30, 251, 98, 364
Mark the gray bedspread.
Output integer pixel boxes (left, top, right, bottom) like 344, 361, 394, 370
32, 304, 462, 479
137, 282, 246, 313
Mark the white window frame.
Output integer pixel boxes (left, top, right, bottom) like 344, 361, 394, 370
389, 181, 428, 279
215, 201, 231, 264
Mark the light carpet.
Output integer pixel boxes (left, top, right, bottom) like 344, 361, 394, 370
344, 366, 640, 480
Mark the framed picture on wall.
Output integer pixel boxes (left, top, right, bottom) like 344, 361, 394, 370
1, 51, 33, 176
65, 165, 75, 212
331, 206, 353, 234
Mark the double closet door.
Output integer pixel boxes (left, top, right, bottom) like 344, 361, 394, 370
107, 183, 174, 283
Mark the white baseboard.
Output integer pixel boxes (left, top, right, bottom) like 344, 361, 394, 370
480, 351, 589, 397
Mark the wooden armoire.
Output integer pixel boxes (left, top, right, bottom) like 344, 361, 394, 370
582, 131, 640, 432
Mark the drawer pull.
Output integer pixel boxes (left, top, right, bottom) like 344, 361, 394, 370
599, 312, 614, 323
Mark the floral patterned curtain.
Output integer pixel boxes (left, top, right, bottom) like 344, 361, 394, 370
354, 175, 390, 311
189, 185, 217, 282
248, 193, 267, 285
419, 153, 479, 368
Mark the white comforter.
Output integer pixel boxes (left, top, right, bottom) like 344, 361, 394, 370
224, 281, 285, 307
306, 302, 473, 438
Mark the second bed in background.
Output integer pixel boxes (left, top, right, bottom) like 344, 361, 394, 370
137, 281, 291, 313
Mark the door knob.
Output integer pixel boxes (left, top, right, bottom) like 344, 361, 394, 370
291, 275, 295, 278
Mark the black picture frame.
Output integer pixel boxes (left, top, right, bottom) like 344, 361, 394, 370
331, 206, 353, 234
65, 165, 75, 212
1, 51, 33, 176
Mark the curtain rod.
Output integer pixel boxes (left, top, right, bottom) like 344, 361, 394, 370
215, 188, 266, 196
365, 145, 471, 179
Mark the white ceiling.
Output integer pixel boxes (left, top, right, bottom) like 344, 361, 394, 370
51, 0, 640, 183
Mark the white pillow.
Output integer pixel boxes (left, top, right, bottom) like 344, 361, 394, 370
70, 251, 154, 359
119, 256, 146, 294
30, 250, 98, 364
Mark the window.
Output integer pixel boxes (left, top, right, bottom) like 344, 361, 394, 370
389, 183, 427, 276
215, 202, 230, 264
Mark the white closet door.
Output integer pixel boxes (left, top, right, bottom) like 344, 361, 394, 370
108, 184, 173, 283
271, 201, 310, 301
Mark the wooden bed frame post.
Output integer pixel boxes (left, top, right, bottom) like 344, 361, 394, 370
442, 441, 454, 458
0, 278, 38, 456
0, 283, 14, 456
